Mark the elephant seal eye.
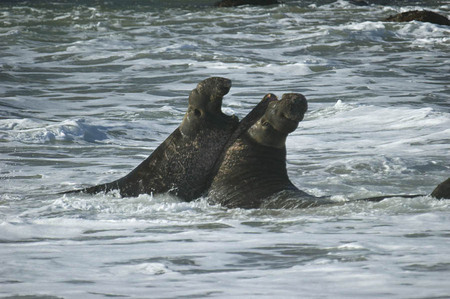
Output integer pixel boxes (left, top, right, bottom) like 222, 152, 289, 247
262, 121, 270, 127
194, 109, 202, 117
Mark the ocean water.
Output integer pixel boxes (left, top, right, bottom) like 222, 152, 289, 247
1, 0, 450, 298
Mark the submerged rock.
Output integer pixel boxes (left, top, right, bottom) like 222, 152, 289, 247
385, 10, 450, 26
215, 0, 280, 7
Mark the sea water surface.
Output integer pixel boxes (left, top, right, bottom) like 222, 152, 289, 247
1, 0, 450, 298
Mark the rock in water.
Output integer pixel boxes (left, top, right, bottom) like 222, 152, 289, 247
431, 177, 450, 199
385, 10, 450, 26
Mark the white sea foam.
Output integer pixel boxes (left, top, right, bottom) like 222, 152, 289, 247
0, 118, 110, 143
289, 101, 449, 155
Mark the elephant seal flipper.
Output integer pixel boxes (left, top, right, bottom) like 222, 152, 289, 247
353, 177, 450, 202
67, 77, 239, 200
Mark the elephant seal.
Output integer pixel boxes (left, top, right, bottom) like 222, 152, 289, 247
207, 93, 450, 209
69, 77, 239, 200
208, 93, 335, 209
65, 77, 276, 201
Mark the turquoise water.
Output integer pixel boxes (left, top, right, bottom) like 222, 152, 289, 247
1, 1, 449, 298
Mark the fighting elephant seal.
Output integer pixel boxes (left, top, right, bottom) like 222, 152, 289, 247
67, 77, 239, 200
65, 77, 275, 201
207, 93, 450, 209
208, 93, 335, 209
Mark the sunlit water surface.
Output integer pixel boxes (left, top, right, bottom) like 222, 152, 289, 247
1, 0, 449, 298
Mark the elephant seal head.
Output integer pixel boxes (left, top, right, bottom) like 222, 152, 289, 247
248, 93, 307, 148
180, 77, 237, 136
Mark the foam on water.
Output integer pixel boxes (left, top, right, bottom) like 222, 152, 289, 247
287, 101, 449, 195
1, 193, 449, 298
0, 118, 110, 143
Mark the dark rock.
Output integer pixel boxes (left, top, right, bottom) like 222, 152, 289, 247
431, 177, 450, 199
385, 10, 450, 26
215, 0, 280, 8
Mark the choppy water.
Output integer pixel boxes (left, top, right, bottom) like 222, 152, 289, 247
1, 0, 450, 298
